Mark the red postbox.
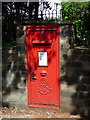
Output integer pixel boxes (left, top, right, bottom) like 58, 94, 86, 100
26, 26, 60, 109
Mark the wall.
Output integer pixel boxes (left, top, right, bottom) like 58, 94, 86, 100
2, 23, 90, 118
2, 26, 27, 107
60, 24, 90, 118
61, 47, 90, 118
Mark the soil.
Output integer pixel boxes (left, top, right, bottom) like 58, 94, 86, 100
1, 107, 81, 118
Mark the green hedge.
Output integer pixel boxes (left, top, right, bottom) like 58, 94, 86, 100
61, 2, 90, 46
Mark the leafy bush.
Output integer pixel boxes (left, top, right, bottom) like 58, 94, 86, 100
61, 2, 90, 46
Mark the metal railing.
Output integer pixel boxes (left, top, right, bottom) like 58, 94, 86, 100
2, 2, 89, 21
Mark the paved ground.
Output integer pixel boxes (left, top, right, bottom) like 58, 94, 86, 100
1, 107, 81, 119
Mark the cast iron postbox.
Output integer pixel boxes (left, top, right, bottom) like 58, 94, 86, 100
26, 26, 60, 109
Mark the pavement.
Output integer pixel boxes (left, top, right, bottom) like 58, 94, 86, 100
1, 107, 81, 119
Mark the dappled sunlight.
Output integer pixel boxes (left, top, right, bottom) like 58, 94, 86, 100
60, 47, 90, 119
2, 45, 27, 107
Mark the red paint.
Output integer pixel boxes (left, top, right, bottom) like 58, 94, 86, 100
26, 26, 60, 109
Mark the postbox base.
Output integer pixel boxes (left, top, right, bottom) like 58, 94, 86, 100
28, 104, 60, 109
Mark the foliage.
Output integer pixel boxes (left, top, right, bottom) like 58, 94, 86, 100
2, 2, 90, 46
61, 2, 90, 46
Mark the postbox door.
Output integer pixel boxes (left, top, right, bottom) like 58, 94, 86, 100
26, 26, 60, 109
